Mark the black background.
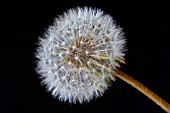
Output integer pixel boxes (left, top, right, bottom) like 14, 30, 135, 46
1, 0, 170, 113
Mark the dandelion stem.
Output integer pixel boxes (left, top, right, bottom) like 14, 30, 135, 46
114, 70, 170, 113
92, 60, 170, 112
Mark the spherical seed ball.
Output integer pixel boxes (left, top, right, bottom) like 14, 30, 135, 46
35, 7, 126, 104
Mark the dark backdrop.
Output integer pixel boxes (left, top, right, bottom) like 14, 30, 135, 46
1, 0, 170, 113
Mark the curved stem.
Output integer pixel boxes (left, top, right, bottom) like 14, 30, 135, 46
114, 70, 170, 113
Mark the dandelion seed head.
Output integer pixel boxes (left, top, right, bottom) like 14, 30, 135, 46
36, 7, 126, 104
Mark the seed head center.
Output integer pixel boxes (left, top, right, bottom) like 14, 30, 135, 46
64, 36, 93, 68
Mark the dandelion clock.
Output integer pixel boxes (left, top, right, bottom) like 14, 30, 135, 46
35, 7, 170, 112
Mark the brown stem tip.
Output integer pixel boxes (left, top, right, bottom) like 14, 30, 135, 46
114, 70, 170, 113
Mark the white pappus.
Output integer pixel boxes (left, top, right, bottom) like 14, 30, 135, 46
35, 7, 126, 104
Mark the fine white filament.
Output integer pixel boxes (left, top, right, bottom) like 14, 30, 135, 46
36, 7, 126, 104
